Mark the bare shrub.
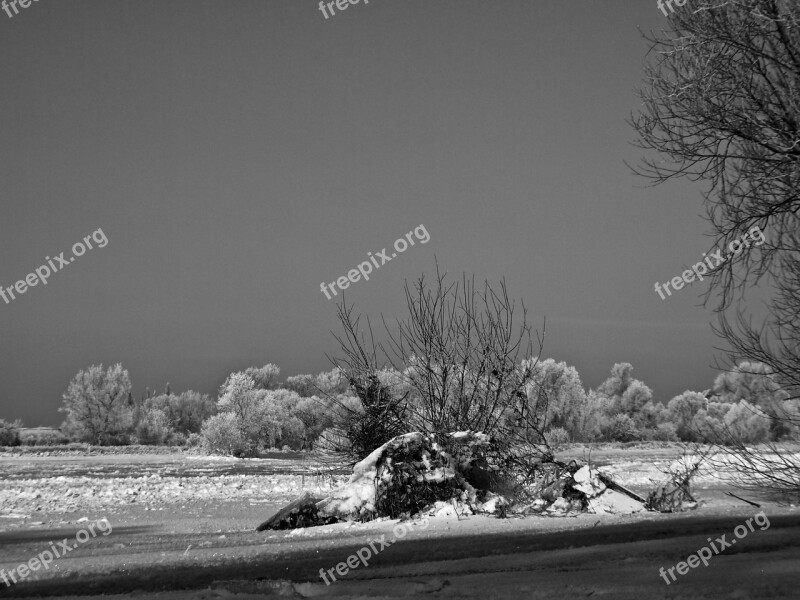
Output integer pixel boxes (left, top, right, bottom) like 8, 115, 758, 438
329, 265, 550, 491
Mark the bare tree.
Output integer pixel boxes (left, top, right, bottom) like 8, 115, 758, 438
715, 248, 800, 401
630, 0, 800, 306
385, 269, 542, 442
330, 265, 550, 483
630, 0, 800, 492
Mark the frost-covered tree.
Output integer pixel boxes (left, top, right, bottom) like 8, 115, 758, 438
723, 400, 771, 444
141, 390, 216, 435
526, 359, 588, 441
134, 407, 174, 445
713, 361, 789, 406
617, 380, 654, 417
713, 361, 792, 440
594, 364, 654, 435
212, 374, 308, 454
596, 363, 635, 399
665, 391, 707, 442
218, 372, 258, 422
169, 390, 217, 434
60, 363, 133, 444
600, 414, 640, 442
314, 367, 350, 395
285, 374, 316, 397
244, 364, 281, 390
633, 400, 667, 433
201, 412, 247, 456
293, 395, 337, 443
575, 390, 611, 441
0, 419, 22, 446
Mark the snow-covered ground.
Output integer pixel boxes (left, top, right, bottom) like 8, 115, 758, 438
4, 446, 798, 522
1, 448, 799, 599
0, 453, 346, 523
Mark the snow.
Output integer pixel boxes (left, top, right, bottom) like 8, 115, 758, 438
587, 489, 646, 514
0, 471, 339, 519
572, 466, 607, 497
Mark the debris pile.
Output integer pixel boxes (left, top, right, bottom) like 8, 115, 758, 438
316, 432, 487, 522
516, 463, 647, 515
255, 491, 335, 531
257, 431, 651, 530
257, 432, 479, 530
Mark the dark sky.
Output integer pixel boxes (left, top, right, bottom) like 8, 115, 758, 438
1, 1, 730, 427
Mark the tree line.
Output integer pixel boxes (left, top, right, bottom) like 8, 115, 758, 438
0, 357, 794, 453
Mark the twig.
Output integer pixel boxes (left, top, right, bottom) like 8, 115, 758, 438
725, 491, 761, 508
451, 497, 461, 520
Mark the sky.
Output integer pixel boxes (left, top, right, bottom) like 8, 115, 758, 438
0, 0, 737, 427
